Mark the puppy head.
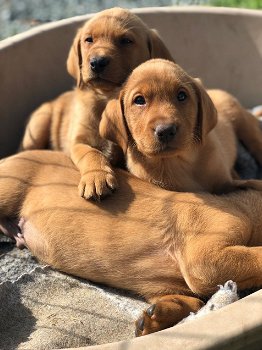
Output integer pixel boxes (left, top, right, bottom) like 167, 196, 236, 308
100, 59, 217, 158
67, 7, 173, 89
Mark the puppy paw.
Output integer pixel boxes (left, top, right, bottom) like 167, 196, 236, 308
135, 300, 180, 336
135, 295, 204, 336
78, 168, 118, 200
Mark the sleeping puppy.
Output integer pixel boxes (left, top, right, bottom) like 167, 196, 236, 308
1, 150, 262, 336
100, 59, 262, 194
21, 8, 173, 200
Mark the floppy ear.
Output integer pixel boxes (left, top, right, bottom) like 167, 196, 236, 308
148, 29, 174, 61
66, 29, 84, 88
193, 79, 218, 143
99, 97, 128, 154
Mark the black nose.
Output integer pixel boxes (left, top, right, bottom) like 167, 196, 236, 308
155, 124, 177, 143
90, 56, 110, 73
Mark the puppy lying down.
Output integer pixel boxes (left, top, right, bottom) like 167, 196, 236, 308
100, 59, 262, 194
1, 150, 262, 336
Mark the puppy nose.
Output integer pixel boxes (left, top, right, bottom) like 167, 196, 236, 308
155, 124, 177, 143
90, 56, 110, 73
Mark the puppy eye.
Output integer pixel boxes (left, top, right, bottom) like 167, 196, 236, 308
120, 37, 133, 45
134, 96, 146, 105
85, 36, 93, 43
177, 90, 187, 102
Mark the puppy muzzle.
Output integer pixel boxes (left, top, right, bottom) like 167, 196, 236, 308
154, 124, 177, 144
90, 56, 110, 74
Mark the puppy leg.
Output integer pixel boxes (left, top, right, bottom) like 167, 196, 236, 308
217, 179, 262, 193
0, 154, 38, 217
185, 244, 262, 297
135, 294, 203, 336
209, 89, 262, 166
20, 102, 52, 151
70, 143, 118, 200
235, 109, 262, 166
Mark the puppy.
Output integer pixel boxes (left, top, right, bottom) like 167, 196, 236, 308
100, 59, 262, 194
21, 8, 173, 200
1, 150, 262, 336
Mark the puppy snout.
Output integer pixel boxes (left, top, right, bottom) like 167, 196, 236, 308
155, 124, 177, 143
90, 56, 110, 73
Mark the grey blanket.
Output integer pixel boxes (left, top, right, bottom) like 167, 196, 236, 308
0, 262, 147, 350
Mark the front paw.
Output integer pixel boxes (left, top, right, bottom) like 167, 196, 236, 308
78, 168, 118, 200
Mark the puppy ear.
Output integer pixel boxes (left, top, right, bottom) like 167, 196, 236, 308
66, 29, 84, 88
99, 97, 128, 154
148, 29, 174, 61
193, 79, 218, 143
